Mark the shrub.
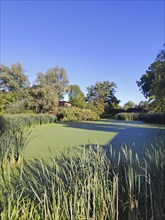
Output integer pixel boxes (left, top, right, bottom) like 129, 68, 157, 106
57, 107, 100, 122
115, 112, 165, 124
143, 112, 165, 124
5, 99, 28, 114
115, 112, 132, 121
115, 112, 146, 121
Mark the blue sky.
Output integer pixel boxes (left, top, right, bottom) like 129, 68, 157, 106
0, 0, 164, 106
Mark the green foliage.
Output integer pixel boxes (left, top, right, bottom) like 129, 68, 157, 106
1, 63, 123, 115
115, 112, 165, 124
124, 101, 136, 110
148, 98, 165, 113
86, 99, 105, 116
3, 114, 57, 127
86, 81, 120, 116
143, 113, 165, 124
137, 66, 155, 99
57, 107, 100, 122
0, 117, 31, 163
0, 63, 31, 113
28, 85, 59, 113
0, 143, 164, 219
0, 62, 30, 93
144, 142, 165, 218
36, 66, 69, 97
4, 99, 28, 114
137, 100, 149, 111
137, 46, 165, 112
28, 66, 69, 113
0, 114, 57, 164
0, 64, 69, 114
0, 115, 7, 135
0, 93, 5, 113
115, 112, 145, 121
35, 67, 68, 113
86, 81, 116, 102
68, 84, 86, 108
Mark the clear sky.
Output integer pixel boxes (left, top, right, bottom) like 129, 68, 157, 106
0, 0, 164, 106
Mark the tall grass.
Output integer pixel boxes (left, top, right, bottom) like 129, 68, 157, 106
115, 112, 165, 124
0, 143, 164, 220
0, 114, 57, 163
115, 112, 145, 121
0, 116, 31, 164
3, 114, 57, 127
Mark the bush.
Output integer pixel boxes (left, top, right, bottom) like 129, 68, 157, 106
57, 107, 100, 122
143, 112, 165, 124
5, 99, 28, 114
115, 112, 131, 121
115, 112, 146, 121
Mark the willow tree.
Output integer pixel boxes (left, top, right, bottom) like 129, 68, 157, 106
32, 66, 69, 113
0, 62, 30, 112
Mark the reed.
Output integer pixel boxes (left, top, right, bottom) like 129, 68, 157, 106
0, 117, 31, 164
0, 142, 164, 220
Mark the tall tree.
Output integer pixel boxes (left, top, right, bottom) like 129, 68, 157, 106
35, 66, 68, 99
123, 101, 136, 110
27, 85, 59, 113
68, 85, 86, 108
0, 63, 30, 112
32, 66, 69, 113
86, 81, 118, 102
0, 62, 29, 95
138, 100, 149, 109
86, 81, 120, 115
137, 46, 165, 111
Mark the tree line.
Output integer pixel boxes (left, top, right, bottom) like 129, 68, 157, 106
0, 46, 164, 115
0, 64, 120, 115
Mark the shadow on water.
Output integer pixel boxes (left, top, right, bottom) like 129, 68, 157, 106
61, 119, 165, 158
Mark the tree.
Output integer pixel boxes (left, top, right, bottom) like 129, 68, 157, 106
123, 101, 136, 110
138, 101, 149, 110
68, 85, 86, 108
35, 66, 68, 99
137, 45, 165, 111
86, 81, 120, 115
0, 63, 30, 113
32, 66, 69, 113
27, 85, 58, 113
0, 62, 29, 95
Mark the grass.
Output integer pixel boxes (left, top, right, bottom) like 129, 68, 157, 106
26, 119, 165, 159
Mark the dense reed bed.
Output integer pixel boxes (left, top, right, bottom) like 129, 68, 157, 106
0, 142, 164, 220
